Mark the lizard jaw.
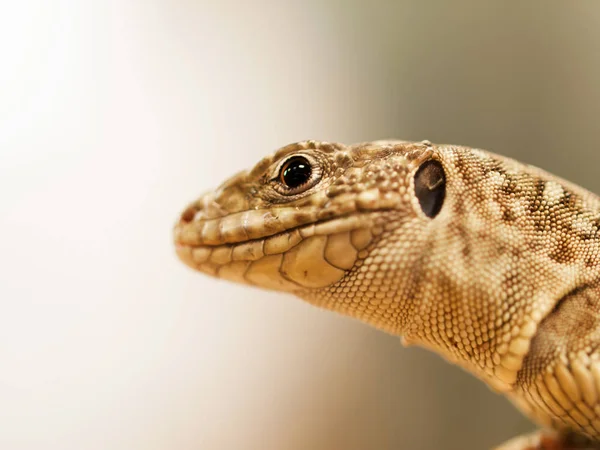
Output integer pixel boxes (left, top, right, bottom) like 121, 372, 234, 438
174, 194, 379, 292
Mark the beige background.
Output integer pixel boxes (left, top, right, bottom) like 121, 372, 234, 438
1, 1, 600, 449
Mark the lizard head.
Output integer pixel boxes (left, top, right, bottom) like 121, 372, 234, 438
174, 139, 439, 300
174, 140, 599, 393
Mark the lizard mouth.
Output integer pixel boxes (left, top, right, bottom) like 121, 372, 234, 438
173, 194, 379, 291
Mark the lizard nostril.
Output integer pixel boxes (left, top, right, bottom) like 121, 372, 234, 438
180, 205, 199, 223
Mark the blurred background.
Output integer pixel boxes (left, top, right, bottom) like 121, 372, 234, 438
1, 1, 600, 449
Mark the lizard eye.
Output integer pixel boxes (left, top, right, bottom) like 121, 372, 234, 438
280, 156, 312, 188
414, 160, 446, 218
274, 155, 320, 195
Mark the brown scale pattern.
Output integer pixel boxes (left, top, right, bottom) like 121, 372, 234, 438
174, 140, 600, 447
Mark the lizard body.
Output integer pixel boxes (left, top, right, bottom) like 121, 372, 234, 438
174, 140, 600, 447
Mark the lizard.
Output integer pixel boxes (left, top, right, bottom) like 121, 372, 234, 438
173, 140, 600, 449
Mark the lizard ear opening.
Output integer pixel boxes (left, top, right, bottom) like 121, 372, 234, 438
414, 160, 446, 218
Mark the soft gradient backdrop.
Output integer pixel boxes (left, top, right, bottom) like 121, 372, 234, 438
1, 1, 600, 449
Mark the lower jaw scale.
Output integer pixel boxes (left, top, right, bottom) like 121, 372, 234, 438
175, 224, 376, 292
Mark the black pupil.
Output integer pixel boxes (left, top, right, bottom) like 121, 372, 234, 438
281, 157, 312, 188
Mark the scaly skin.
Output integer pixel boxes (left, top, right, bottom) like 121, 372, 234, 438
173, 140, 600, 448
